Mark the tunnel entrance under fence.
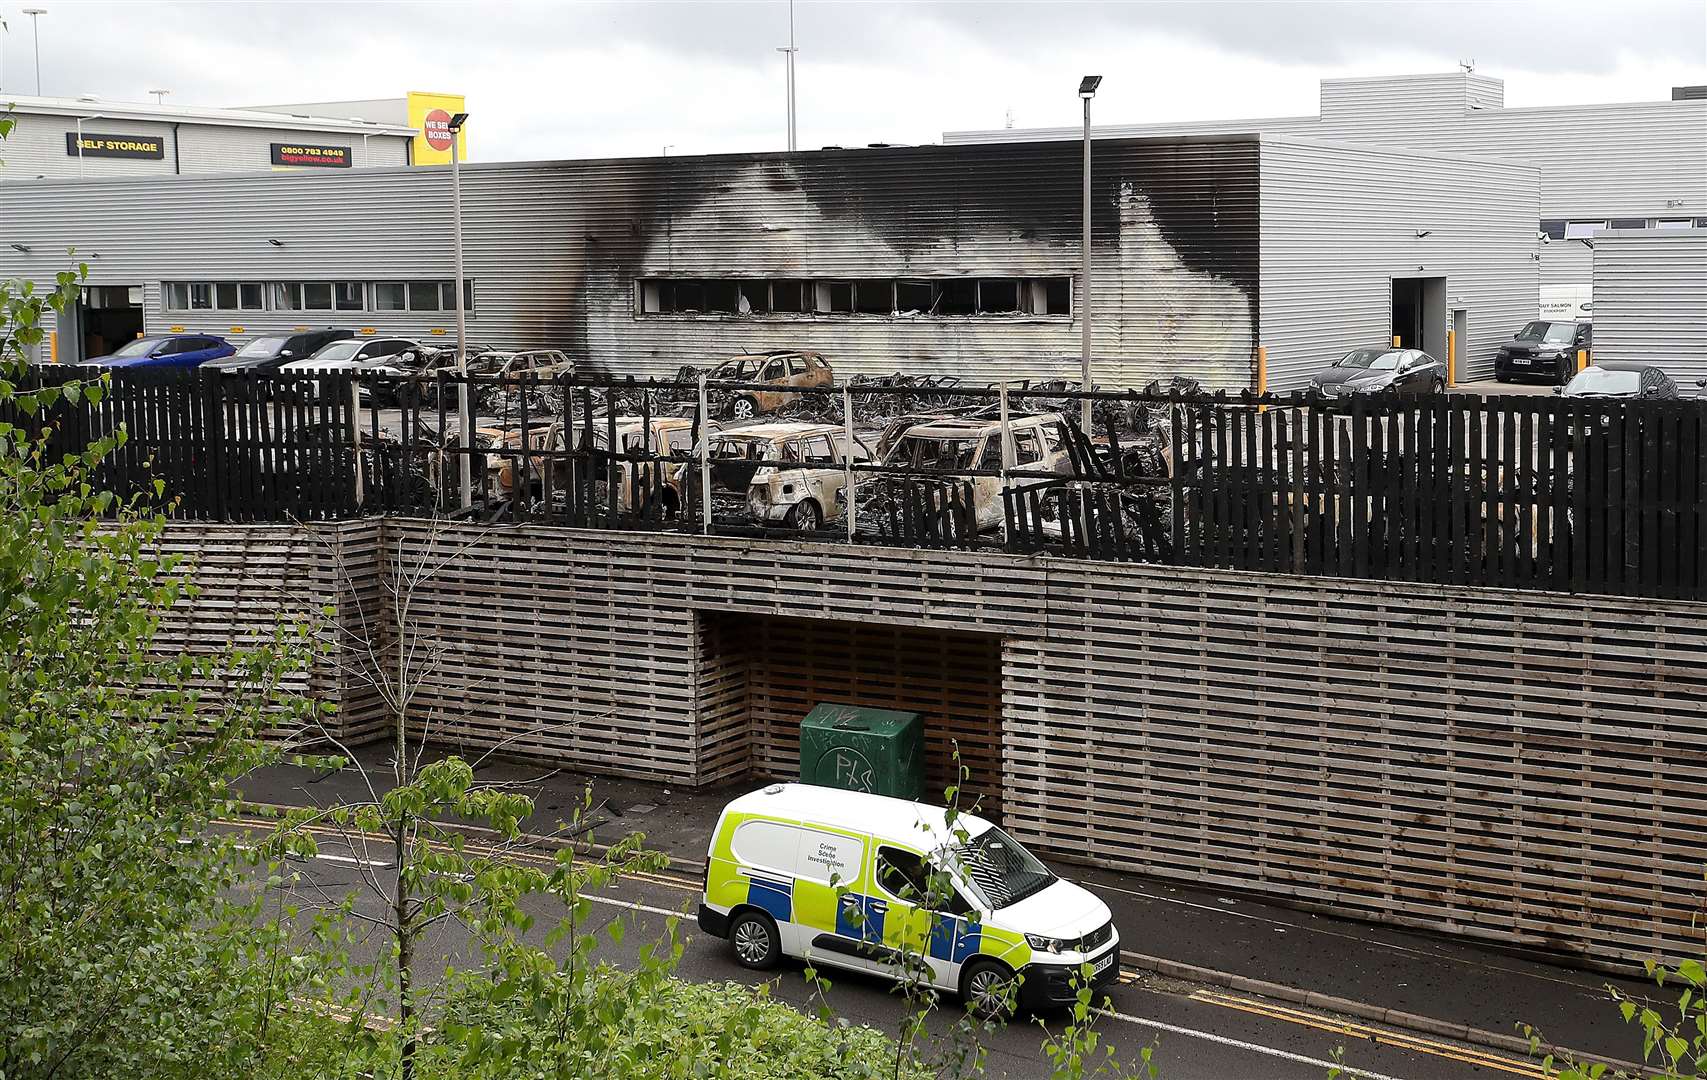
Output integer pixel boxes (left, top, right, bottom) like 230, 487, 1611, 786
696, 612, 1006, 817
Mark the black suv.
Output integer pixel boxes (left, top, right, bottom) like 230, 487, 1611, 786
1495, 320, 1592, 384
203, 329, 356, 373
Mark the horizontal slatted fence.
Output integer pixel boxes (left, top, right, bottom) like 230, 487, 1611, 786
162, 519, 1707, 967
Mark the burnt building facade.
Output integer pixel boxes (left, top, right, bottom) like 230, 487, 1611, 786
2, 134, 1537, 389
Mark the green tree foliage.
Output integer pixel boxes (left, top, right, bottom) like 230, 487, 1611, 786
0, 244, 321, 1074
1527, 958, 1707, 1080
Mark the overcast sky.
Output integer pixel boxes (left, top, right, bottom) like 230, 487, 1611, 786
2, 1, 1703, 161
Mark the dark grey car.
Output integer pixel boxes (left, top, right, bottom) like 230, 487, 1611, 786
203, 329, 356, 373
1309, 347, 1445, 398
1556, 362, 1681, 401
1495, 320, 1591, 384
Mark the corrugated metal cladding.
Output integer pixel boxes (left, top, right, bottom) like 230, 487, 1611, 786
0, 140, 1263, 387
947, 72, 1707, 220
0, 113, 408, 181
1590, 229, 1707, 384
1258, 136, 1540, 388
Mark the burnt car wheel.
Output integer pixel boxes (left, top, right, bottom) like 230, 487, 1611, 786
728, 396, 758, 421
786, 500, 821, 531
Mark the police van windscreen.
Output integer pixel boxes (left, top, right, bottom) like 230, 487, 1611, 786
949, 825, 1055, 909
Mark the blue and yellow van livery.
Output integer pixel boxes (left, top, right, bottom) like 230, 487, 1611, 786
697, 784, 1120, 1012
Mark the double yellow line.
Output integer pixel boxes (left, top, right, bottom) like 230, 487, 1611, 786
1187, 989, 1549, 1078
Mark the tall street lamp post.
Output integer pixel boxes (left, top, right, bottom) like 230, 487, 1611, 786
1078, 75, 1101, 432
448, 111, 472, 508
23, 9, 46, 96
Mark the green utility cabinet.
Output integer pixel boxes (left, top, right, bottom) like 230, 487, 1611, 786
799, 704, 924, 801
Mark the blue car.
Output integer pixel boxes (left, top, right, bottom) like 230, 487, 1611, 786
85, 333, 235, 368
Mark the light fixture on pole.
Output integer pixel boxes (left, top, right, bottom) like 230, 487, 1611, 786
776, 0, 797, 151
1078, 74, 1101, 431
23, 9, 46, 96
74, 113, 102, 179
447, 110, 473, 508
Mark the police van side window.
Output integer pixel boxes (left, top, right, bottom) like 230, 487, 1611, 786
876, 846, 931, 901
730, 820, 799, 877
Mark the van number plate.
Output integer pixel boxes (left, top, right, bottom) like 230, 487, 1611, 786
1090, 953, 1114, 976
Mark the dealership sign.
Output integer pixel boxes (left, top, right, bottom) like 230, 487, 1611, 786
65, 132, 165, 159
271, 143, 352, 168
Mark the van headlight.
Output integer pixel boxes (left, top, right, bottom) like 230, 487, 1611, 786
1026, 933, 1070, 954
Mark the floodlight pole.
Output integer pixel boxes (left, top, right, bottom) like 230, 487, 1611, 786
24, 9, 45, 96
777, 0, 798, 151
1079, 76, 1100, 433
450, 115, 471, 508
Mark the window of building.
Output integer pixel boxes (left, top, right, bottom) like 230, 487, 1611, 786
1609, 218, 1647, 230
214, 283, 239, 310
739, 281, 770, 314
771, 280, 807, 313
163, 282, 189, 310
303, 283, 334, 310
854, 279, 893, 315
437, 280, 475, 311
937, 280, 978, 316
335, 282, 364, 311
977, 279, 1020, 314
408, 282, 440, 311
633, 276, 1073, 319
1655, 219, 1696, 230
238, 283, 264, 310
895, 280, 933, 313
271, 283, 303, 310
374, 282, 407, 311
1539, 220, 1567, 241
1563, 221, 1605, 240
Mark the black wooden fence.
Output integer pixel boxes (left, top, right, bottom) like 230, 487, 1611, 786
6, 366, 1704, 601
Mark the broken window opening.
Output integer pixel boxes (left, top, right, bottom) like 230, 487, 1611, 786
854, 279, 893, 315
937, 280, 978, 316
634, 276, 1072, 318
739, 281, 771, 315
977, 279, 1020, 314
772, 280, 807, 313
821, 282, 855, 314
895, 280, 933, 313
1044, 278, 1072, 316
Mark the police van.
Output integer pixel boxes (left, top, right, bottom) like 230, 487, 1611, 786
696, 783, 1120, 1013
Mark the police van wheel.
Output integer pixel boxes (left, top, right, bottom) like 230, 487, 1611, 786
961, 959, 1017, 1019
729, 910, 780, 970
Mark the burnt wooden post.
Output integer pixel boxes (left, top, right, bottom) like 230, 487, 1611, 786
842, 382, 856, 542
697, 371, 712, 534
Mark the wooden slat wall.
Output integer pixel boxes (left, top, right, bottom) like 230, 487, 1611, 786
149, 520, 386, 744
694, 614, 752, 785
159, 519, 1707, 966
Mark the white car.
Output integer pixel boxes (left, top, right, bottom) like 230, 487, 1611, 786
279, 337, 421, 374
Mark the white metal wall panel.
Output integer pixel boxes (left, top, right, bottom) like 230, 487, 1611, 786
176, 124, 409, 172
2, 115, 178, 180
947, 72, 1707, 220
1, 113, 409, 181
1258, 136, 1540, 388
1590, 229, 1707, 384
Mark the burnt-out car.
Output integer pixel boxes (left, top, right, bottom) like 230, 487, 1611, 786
706, 422, 869, 530
707, 351, 833, 420
872, 412, 1070, 533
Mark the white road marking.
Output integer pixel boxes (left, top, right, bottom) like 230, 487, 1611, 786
1102, 1007, 1412, 1080
582, 892, 690, 919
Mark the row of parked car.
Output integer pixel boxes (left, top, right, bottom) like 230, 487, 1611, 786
82, 329, 575, 383
1310, 321, 1695, 401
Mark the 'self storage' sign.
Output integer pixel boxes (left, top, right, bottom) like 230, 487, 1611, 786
65, 132, 166, 159
270, 143, 352, 168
